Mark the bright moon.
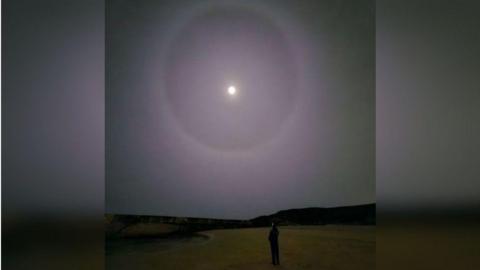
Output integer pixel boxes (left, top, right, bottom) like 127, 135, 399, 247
228, 86, 236, 96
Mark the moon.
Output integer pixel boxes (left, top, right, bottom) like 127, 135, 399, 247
228, 86, 236, 96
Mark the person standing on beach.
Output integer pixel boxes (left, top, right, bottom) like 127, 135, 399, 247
268, 222, 280, 265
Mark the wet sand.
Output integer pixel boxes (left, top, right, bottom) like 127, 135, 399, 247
106, 226, 375, 270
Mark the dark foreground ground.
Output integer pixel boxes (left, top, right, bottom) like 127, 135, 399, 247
106, 225, 375, 270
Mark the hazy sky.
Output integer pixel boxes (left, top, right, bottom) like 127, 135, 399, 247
3, 0, 478, 239
376, 0, 480, 211
3, 0, 104, 218
106, 0, 375, 219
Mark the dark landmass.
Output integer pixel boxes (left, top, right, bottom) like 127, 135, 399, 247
251, 204, 375, 227
106, 203, 375, 238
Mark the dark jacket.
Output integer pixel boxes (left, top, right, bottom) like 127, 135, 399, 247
268, 226, 279, 242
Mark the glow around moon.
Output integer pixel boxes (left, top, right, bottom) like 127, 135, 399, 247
164, 6, 298, 151
228, 86, 237, 96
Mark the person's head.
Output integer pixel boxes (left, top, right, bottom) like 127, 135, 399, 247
271, 222, 276, 228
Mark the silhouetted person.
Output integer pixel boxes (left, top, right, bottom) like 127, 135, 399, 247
268, 222, 280, 265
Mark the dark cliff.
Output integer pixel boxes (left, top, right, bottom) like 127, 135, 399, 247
106, 204, 375, 238
250, 204, 375, 227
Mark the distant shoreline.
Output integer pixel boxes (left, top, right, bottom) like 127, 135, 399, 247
106, 204, 375, 239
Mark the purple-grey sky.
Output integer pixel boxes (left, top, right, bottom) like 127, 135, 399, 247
107, 0, 375, 219
376, 0, 480, 211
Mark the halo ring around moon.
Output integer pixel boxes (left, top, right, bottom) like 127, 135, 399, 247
164, 5, 298, 151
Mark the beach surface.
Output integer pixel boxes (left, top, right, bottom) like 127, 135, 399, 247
106, 225, 375, 270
